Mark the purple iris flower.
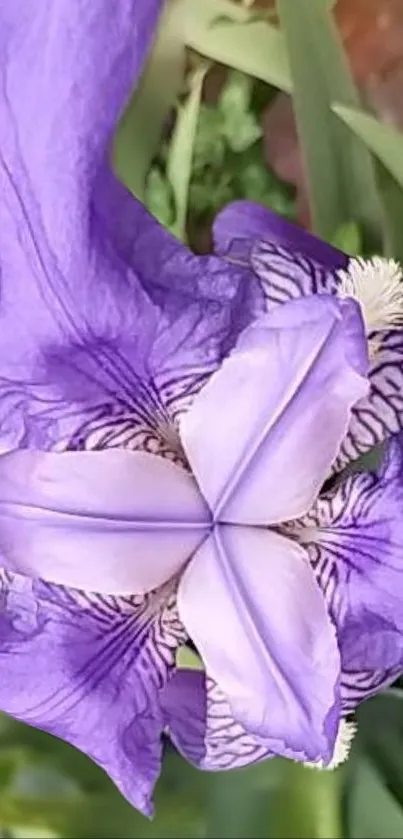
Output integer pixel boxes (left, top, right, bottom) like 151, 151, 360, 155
1, 0, 403, 819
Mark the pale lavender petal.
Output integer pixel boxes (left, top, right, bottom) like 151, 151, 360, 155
0, 570, 185, 815
0, 449, 210, 594
181, 295, 368, 525
213, 200, 347, 271
162, 670, 275, 770
178, 525, 340, 763
293, 434, 403, 712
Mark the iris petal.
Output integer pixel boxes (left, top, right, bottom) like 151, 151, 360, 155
294, 434, 403, 711
213, 204, 403, 471
162, 669, 275, 770
0, 569, 185, 815
335, 330, 403, 469
0, 448, 210, 594
178, 525, 340, 763
0, 0, 263, 454
181, 295, 368, 525
213, 200, 347, 271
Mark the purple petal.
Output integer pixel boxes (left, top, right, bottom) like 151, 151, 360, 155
294, 433, 403, 711
181, 295, 368, 525
0, 1, 163, 264
178, 525, 340, 763
0, 0, 161, 451
0, 449, 210, 594
213, 200, 347, 271
0, 0, 263, 453
247, 239, 336, 309
162, 670, 275, 770
213, 205, 403, 473
0, 570, 185, 815
335, 330, 403, 470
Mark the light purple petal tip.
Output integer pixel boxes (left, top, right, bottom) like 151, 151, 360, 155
0, 449, 210, 594
178, 526, 340, 763
181, 294, 369, 526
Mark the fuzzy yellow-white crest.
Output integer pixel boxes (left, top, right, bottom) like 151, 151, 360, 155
305, 718, 357, 771
338, 257, 403, 333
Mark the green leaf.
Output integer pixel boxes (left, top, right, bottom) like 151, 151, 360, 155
333, 104, 403, 190
204, 759, 342, 839
330, 221, 362, 255
184, 15, 291, 93
348, 758, 403, 839
270, 762, 343, 838
192, 105, 227, 174
189, 169, 234, 217
205, 763, 278, 839
182, 0, 264, 28
377, 162, 403, 263
234, 145, 295, 217
166, 61, 209, 241
176, 645, 204, 670
219, 71, 262, 152
113, 2, 185, 200
276, 0, 380, 247
0, 725, 205, 838
355, 694, 403, 811
334, 108, 403, 259
145, 167, 175, 228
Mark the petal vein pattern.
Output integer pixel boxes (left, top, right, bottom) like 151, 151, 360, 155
0, 569, 185, 815
290, 434, 403, 712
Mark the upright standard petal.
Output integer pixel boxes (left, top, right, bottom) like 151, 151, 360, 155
178, 526, 340, 763
0, 449, 210, 594
0, 0, 263, 454
292, 434, 403, 712
0, 570, 185, 815
181, 295, 368, 525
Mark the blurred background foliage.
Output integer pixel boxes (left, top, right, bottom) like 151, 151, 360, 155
6, 0, 403, 836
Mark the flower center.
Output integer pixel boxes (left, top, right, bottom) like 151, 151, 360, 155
337, 256, 403, 333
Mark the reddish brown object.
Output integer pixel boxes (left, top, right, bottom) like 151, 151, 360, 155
261, 0, 403, 226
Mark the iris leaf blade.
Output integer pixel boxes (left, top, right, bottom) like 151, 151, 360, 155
332, 104, 403, 191
276, 0, 380, 247
113, 2, 185, 200
184, 14, 291, 93
167, 61, 209, 242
